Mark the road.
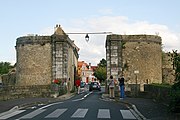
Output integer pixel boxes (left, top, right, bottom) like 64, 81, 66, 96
0, 86, 137, 120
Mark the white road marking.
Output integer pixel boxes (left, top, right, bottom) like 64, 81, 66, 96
45, 109, 67, 118
97, 109, 110, 118
72, 92, 92, 102
39, 101, 63, 109
72, 98, 84, 102
120, 110, 136, 119
19, 109, 46, 119
71, 108, 88, 118
1, 106, 137, 120
0, 110, 25, 119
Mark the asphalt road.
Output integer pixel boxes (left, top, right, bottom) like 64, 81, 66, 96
1, 87, 138, 120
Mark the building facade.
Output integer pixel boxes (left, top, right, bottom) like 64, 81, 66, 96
78, 61, 96, 83
106, 34, 162, 91
16, 25, 79, 91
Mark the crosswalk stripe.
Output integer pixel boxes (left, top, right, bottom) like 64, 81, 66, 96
97, 109, 110, 118
19, 109, 46, 119
0, 108, 138, 119
120, 110, 136, 119
71, 108, 88, 118
45, 109, 67, 118
0, 110, 25, 119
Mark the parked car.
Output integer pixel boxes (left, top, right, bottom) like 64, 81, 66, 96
80, 81, 86, 88
89, 82, 101, 91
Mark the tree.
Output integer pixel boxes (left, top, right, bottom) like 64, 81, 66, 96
94, 59, 107, 83
169, 50, 180, 112
0, 62, 13, 75
98, 58, 107, 67
171, 50, 180, 82
94, 67, 106, 83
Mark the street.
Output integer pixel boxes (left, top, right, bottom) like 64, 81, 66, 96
0, 87, 137, 120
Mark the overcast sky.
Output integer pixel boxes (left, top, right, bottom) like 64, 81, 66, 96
0, 0, 180, 65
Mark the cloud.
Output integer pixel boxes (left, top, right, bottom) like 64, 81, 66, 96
40, 16, 180, 65
98, 8, 113, 15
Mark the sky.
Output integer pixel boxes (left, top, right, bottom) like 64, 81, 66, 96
0, 0, 180, 66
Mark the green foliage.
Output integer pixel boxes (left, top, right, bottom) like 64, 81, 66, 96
94, 59, 107, 83
169, 82, 180, 112
0, 62, 13, 75
121, 41, 126, 49
98, 58, 107, 67
94, 67, 106, 83
151, 83, 171, 88
170, 50, 180, 82
169, 50, 180, 113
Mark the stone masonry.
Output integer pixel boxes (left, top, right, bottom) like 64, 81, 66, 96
16, 25, 79, 92
106, 34, 162, 91
16, 36, 52, 86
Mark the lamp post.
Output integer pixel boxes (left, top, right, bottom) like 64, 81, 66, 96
67, 32, 112, 42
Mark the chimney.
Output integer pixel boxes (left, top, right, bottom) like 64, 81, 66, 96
54, 24, 66, 35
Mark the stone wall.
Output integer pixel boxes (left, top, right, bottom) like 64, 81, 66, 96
1, 73, 16, 86
16, 26, 79, 90
144, 84, 171, 104
51, 35, 78, 92
162, 52, 175, 84
123, 39, 162, 84
0, 85, 51, 101
106, 34, 162, 91
16, 36, 52, 86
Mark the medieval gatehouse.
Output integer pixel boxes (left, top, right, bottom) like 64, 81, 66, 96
106, 34, 162, 91
16, 25, 79, 92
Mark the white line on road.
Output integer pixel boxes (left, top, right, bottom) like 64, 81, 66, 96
71, 108, 88, 118
120, 110, 136, 119
97, 109, 110, 118
19, 109, 46, 119
0, 110, 25, 119
39, 101, 63, 109
45, 108, 67, 118
72, 92, 92, 102
72, 98, 84, 102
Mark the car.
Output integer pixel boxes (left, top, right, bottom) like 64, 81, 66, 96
80, 81, 86, 88
89, 82, 101, 91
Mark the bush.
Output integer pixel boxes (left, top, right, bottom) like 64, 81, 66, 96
151, 83, 171, 88
169, 82, 180, 113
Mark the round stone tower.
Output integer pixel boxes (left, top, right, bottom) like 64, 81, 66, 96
16, 35, 52, 86
15, 25, 79, 88
106, 34, 162, 91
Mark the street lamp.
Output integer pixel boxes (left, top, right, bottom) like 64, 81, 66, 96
85, 34, 89, 42
67, 32, 112, 42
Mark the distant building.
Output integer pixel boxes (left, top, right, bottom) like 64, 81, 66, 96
77, 61, 88, 78
77, 61, 97, 83
16, 25, 79, 92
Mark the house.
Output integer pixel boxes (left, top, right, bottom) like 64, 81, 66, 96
78, 61, 97, 83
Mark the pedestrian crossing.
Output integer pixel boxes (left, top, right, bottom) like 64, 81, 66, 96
45, 109, 67, 118
0, 108, 137, 119
97, 109, 110, 118
71, 108, 88, 118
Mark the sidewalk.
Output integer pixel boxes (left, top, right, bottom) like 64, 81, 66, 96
102, 94, 180, 120
0, 93, 74, 114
